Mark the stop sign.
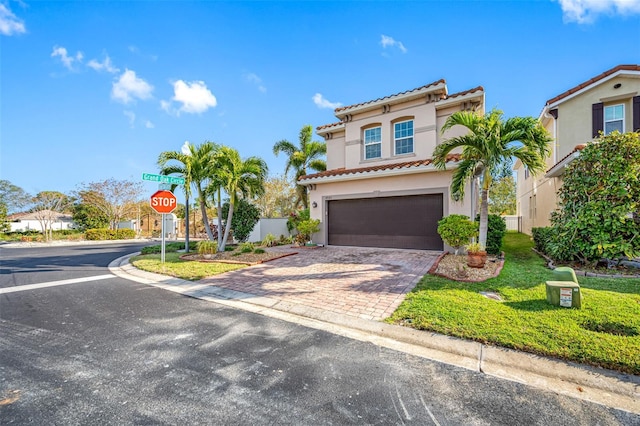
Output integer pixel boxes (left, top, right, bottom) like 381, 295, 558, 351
150, 190, 177, 213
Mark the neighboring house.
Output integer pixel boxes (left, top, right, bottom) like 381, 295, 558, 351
299, 80, 485, 250
7, 210, 75, 232
515, 64, 640, 235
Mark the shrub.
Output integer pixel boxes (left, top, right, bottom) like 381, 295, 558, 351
549, 131, 640, 264
253, 248, 266, 254
85, 228, 136, 240
287, 208, 310, 233
197, 240, 218, 255
296, 218, 321, 244
437, 214, 477, 255
239, 242, 255, 253
262, 233, 278, 247
141, 242, 185, 254
475, 214, 506, 255
531, 227, 553, 255
221, 199, 261, 242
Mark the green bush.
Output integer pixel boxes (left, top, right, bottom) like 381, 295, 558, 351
531, 227, 553, 255
437, 214, 477, 255
239, 242, 255, 253
253, 248, 266, 254
287, 208, 310, 233
549, 131, 640, 264
262, 233, 278, 247
475, 214, 506, 255
221, 199, 261, 242
296, 218, 321, 243
85, 228, 136, 240
140, 242, 186, 254
197, 240, 218, 255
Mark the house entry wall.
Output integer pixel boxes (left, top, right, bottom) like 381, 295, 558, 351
327, 194, 444, 250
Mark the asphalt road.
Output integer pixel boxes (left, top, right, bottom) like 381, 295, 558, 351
1, 244, 638, 425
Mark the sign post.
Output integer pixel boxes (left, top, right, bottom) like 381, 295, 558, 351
150, 190, 178, 263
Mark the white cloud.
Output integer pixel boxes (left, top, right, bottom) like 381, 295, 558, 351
88, 55, 119, 73
51, 46, 84, 70
145, 120, 155, 129
312, 93, 342, 109
164, 80, 217, 115
245, 72, 267, 93
0, 3, 25, 36
380, 34, 407, 53
558, 0, 640, 23
124, 110, 136, 127
111, 69, 154, 104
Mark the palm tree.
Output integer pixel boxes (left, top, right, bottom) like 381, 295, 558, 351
433, 108, 551, 248
158, 141, 220, 241
273, 125, 326, 209
216, 146, 268, 251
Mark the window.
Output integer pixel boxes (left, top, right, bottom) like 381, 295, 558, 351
364, 127, 381, 159
394, 120, 414, 155
604, 104, 624, 135
524, 167, 530, 180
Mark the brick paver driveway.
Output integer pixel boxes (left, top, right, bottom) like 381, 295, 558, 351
197, 246, 440, 320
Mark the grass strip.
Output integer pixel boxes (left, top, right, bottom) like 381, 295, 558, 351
387, 232, 640, 374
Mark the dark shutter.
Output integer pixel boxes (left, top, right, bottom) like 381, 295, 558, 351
592, 102, 603, 138
633, 96, 640, 132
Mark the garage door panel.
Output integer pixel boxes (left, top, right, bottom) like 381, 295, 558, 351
327, 194, 443, 250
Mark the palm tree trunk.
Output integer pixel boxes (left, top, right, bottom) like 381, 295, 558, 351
197, 187, 215, 241
220, 201, 234, 252
216, 188, 223, 251
478, 187, 489, 249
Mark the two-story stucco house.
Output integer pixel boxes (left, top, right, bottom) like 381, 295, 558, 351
515, 64, 640, 235
299, 80, 485, 250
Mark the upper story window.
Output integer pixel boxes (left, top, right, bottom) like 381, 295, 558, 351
364, 127, 381, 159
394, 120, 414, 155
604, 104, 624, 135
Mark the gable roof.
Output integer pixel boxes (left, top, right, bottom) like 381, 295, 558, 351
545, 64, 640, 107
299, 154, 462, 183
7, 210, 72, 221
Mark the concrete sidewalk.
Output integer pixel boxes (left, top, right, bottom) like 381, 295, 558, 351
109, 252, 640, 415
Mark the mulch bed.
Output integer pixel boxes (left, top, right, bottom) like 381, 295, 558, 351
429, 252, 505, 282
180, 250, 297, 265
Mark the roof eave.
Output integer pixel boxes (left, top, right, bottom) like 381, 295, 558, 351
300, 163, 456, 185
545, 152, 579, 178
334, 82, 447, 119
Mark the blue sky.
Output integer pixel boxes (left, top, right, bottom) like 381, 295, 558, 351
1, 0, 639, 203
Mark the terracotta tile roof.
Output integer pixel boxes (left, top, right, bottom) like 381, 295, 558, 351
334, 79, 446, 113
299, 154, 462, 181
316, 121, 344, 131
545, 64, 640, 106
546, 144, 587, 173
442, 86, 484, 100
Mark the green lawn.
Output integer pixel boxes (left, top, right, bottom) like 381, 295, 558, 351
387, 232, 640, 374
130, 252, 246, 281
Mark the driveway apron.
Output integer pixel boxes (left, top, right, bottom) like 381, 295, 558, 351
197, 246, 440, 320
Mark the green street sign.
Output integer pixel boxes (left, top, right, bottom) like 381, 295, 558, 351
142, 173, 185, 185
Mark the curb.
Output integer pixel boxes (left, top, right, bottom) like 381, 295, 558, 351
109, 253, 640, 414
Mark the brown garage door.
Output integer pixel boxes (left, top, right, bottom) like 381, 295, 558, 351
327, 194, 444, 250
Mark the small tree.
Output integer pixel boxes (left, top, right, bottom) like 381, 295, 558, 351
475, 214, 507, 255
76, 179, 143, 230
255, 174, 297, 218
489, 175, 516, 215
437, 214, 478, 255
221, 198, 261, 243
31, 191, 71, 241
549, 131, 640, 264
0, 180, 32, 214
296, 218, 321, 244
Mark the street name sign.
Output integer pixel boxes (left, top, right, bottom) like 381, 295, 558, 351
142, 173, 185, 185
150, 190, 177, 214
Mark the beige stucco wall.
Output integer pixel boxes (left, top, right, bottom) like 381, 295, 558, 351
307, 169, 473, 245
325, 130, 346, 170
554, 75, 639, 159
342, 101, 439, 170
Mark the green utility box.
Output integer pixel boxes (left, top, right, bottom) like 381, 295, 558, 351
546, 281, 582, 309
553, 266, 578, 283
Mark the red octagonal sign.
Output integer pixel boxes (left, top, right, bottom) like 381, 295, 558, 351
150, 190, 177, 214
